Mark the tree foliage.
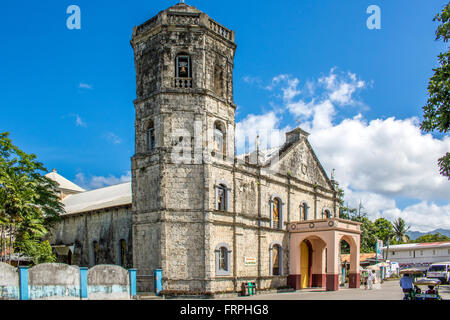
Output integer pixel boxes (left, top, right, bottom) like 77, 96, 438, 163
421, 3, 450, 179
393, 217, 411, 244
413, 232, 450, 243
0, 132, 63, 265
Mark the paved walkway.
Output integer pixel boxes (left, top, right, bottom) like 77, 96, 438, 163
218, 280, 450, 300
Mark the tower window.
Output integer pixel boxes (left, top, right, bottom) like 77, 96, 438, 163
215, 181, 230, 211
176, 54, 191, 78
147, 121, 155, 151
215, 243, 231, 276
213, 121, 226, 157
217, 185, 226, 211
214, 65, 223, 96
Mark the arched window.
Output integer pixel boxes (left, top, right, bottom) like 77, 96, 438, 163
213, 121, 226, 157
119, 239, 127, 267
270, 195, 284, 229
215, 181, 230, 211
322, 208, 332, 219
92, 240, 98, 265
273, 199, 280, 228
215, 243, 231, 276
270, 242, 283, 276
175, 53, 192, 88
147, 120, 155, 151
217, 184, 226, 211
300, 202, 309, 221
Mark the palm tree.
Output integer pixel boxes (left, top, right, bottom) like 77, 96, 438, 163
393, 218, 410, 244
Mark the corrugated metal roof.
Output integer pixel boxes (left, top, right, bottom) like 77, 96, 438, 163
62, 182, 131, 215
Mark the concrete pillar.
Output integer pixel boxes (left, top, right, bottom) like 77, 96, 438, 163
325, 234, 339, 291
287, 234, 302, 290
129, 269, 137, 298
348, 235, 361, 289
19, 266, 29, 300
80, 267, 88, 299
311, 240, 326, 288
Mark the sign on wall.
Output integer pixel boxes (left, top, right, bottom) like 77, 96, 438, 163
376, 240, 384, 260
244, 257, 256, 266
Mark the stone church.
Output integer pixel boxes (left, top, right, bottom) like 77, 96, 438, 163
48, 2, 361, 294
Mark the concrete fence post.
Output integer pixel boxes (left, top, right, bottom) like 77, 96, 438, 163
128, 269, 137, 298
18, 266, 29, 300
80, 267, 88, 300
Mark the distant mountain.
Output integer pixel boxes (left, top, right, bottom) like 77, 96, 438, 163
407, 229, 450, 240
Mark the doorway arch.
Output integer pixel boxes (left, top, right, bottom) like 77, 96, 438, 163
300, 240, 312, 288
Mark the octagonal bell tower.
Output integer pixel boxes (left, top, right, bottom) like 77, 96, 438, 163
130, 2, 237, 292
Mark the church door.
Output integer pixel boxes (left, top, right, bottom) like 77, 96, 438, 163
300, 241, 310, 288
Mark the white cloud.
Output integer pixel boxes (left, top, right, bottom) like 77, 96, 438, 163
104, 132, 122, 144
235, 112, 291, 154
75, 171, 131, 190
236, 68, 450, 232
79, 83, 93, 89
65, 113, 87, 127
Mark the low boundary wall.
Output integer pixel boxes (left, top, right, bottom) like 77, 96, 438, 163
0, 262, 136, 300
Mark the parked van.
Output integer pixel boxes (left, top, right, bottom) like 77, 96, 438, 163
427, 262, 450, 284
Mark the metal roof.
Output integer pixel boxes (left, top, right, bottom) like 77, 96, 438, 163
62, 182, 131, 215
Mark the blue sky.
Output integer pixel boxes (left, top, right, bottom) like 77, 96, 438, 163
1, 1, 449, 231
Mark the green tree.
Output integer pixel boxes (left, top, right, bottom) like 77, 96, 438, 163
414, 232, 450, 243
374, 218, 395, 244
353, 216, 378, 253
421, 3, 450, 179
393, 217, 411, 244
0, 132, 63, 264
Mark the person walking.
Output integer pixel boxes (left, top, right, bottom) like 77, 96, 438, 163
367, 270, 375, 290
400, 273, 414, 299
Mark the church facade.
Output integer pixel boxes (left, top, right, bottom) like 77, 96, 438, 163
48, 2, 361, 294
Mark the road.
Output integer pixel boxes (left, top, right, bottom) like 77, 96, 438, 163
218, 280, 450, 300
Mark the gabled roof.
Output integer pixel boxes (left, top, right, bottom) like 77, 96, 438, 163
45, 170, 85, 193
62, 182, 131, 215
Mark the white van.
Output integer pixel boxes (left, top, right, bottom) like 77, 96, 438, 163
427, 262, 450, 284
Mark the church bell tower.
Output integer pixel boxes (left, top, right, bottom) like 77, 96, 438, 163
130, 2, 237, 292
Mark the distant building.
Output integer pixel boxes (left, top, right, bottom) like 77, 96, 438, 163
383, 242, 450, 268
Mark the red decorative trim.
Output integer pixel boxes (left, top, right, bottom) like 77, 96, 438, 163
311, 274, 326, 287
349, 273, 360, 288
287, 274, 302, 290
326, 274, 339, 291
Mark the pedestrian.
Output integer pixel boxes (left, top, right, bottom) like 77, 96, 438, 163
367, 270, 375, 290
400, 273, 413, 299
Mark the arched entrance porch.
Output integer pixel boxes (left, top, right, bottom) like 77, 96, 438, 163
288, 218, 361, 291
339, 234, 360, 288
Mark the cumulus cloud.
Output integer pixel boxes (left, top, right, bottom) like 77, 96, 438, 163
75, 171, 131, 190
236, 68, 450, 232
235, 111, 291, 154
